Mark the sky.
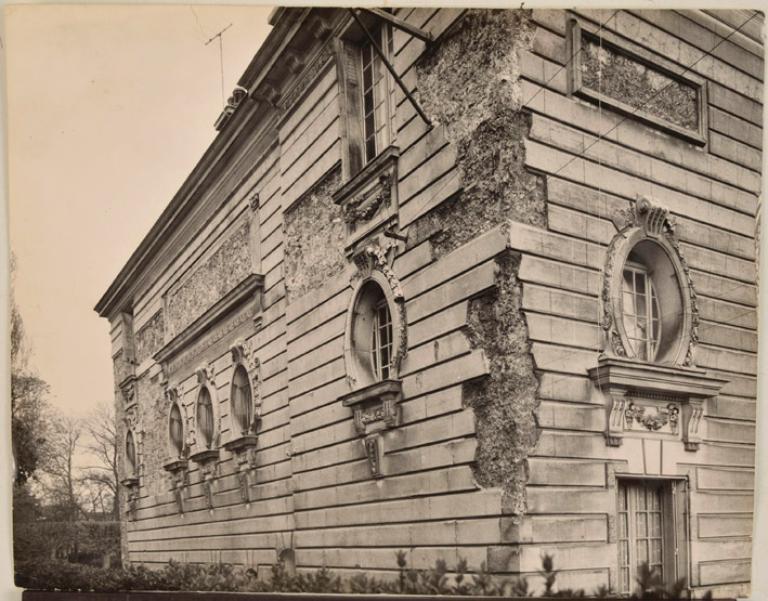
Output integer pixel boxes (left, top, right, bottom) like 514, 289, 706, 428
5, 3, 274, 418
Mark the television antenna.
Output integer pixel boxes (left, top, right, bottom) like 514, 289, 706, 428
205, 23, 233, 105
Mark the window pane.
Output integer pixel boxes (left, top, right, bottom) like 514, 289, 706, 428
649, 488, 661, 510
636, 512, 647, 537
650, 513, 662, 537
622, 264, 660, 361
636, 272, 646, 294
372, 294, 393, 381
197, 388, 214, 447
651, 539, 663, 564
637, 539, 648, 563
365, 137, 376, 163
232, 366, 252, 434
170, 403, 184, 455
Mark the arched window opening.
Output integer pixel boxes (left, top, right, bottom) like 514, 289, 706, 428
231, 365, 253, 436
197, 387, 215, 449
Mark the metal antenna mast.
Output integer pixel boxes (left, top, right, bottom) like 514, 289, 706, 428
205, 23, 233, 105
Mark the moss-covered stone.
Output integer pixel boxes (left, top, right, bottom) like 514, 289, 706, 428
166, 221, 252, 339
135, 311, 165, 364
413, 10, 546, 258
284, 168, 346, 301
134, 372, 170, 498
464, 251, 539, 518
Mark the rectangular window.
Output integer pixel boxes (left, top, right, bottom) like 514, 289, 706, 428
568, 19, 707, 145
372, 297, 393, 380
359, 25, 394, 165
622, 262, 661, 361
617, 478, 688, 595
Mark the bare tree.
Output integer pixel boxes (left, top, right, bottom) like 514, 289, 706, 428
80, 400, 119, 518
40, 412, 84, 521
11, 254, 51, 485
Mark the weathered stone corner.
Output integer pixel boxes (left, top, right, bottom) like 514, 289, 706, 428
463, 251, 540, 517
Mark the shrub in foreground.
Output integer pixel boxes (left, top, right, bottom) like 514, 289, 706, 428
16, 553, 712, 598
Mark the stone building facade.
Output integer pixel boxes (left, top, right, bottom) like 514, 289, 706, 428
95, 8, 762, 597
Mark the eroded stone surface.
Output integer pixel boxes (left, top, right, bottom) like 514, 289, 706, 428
166, 221, 251, 339
581, 38, 698, 131
284, 168, 346, 301
133, 372, 170, 498
464, 252, 539, 518
135, 311, 165, 364
413, 10, 546, 257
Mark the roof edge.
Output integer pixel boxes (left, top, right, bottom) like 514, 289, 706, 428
94, 8, 307, 319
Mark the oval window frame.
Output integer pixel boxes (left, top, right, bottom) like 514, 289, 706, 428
195, 384, 217, 450
168, 400, 185, 459
606, 228, 694, 366
344, 271, 404, 389
230, 364, 254, 436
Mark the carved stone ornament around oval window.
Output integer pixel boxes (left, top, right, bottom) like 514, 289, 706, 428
601, 195, 698, 367
347, 240, 407, 382
339, 240, 408, 478
591, 196, 727, 452
225, 339, 261, 476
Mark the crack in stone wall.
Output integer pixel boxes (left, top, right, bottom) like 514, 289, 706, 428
284, 168, 346, 301
464, 252, 539, 517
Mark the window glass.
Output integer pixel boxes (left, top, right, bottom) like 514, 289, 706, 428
197, 387, 214, 448
349, 279, 398, 387
360, 26, 392, 165
617, 480, 672, 594
125, 430, 136, 474
169, 403, 184, 456
372, 296, 393, 380
231, 365, 253, 436
622, 261, 661, 361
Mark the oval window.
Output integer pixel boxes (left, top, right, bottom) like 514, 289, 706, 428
619, 241, 684, 364
125, 430, 136, 475
231, 365, 253, 436
196, 387, 215, 448
169, 402, 184, 457
350, 281, 394, 385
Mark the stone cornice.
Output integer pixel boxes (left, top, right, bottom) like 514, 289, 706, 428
339, 379, 403, 408
154, 274, 263, 366
94, 104, 277, 319
94, 7, 338, 320
588, 357, 727, 399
